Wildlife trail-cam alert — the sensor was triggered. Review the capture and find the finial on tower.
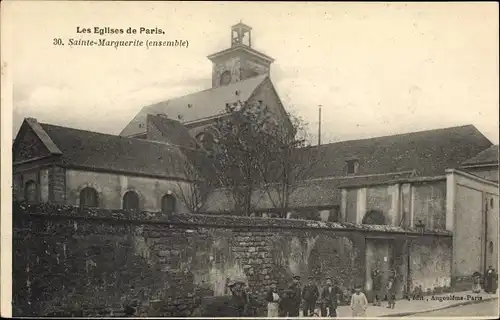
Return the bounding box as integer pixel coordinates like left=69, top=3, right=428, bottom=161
left=231, top=22, right=252, bottom=47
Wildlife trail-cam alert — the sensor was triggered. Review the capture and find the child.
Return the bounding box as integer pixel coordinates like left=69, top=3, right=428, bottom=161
left=350, top=286, right=368, bottom=317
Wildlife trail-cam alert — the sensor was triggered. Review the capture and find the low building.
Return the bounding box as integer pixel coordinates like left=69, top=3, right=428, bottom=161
left=12, top=117, right=204, bottom=215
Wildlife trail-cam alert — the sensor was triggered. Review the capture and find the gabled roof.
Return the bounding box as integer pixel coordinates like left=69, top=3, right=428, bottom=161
left=302, top=124, right=493, bottom=179
left=26, top=120, right=192, bottom=180
left=120, top=74, right=268, bottom=137
left=461, top=145, right=499, bottom=167
left=13, top=118, right=62, bottom=155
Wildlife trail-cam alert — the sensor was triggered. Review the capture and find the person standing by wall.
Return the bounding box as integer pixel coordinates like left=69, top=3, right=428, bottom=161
left=265, top=281, right=281, bottom=317
left=302, top=276, right=319, bottom=317
left=484, top=266, right=497, bottom=294
left=350, top=285, right=368, bottom=317
left=371, top=266, right=382, bottom=306
left=472, top=271, right=482, bottom=293
left=287, top=276, right=302, bottom=317
left=320, top=277, right=340, bottom=317
left=386, top=268, right=396, bottom=309
left=229, top=281, right=249, bottom=316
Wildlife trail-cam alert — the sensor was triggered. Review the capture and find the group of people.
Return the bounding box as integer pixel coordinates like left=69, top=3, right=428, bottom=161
left=371, top=266, right=397, bottom=309
left=264, top=275, right=369, bottom=317
left=473, top=265, right=498, bottom=294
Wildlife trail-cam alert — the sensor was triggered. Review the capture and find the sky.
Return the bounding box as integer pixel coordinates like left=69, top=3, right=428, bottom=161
left=6, top=1, right=500, bottom=144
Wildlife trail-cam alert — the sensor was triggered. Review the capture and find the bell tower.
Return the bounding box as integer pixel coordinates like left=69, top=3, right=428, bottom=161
left=231, top=23, right=252, bottom=47
left=208, top=22, right=274, bottom=88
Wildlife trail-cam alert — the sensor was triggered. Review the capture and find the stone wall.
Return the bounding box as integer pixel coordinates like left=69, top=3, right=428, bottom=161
left=13, top=202, right=368, bottom=317
left=13, top=202, right=452, bottom=317
left=409, top=237, right=452, bottom=293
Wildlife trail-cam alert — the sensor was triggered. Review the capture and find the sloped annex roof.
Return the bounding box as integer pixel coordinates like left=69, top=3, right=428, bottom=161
left=301, top=124, right=493, bottom=179
left=461, top=144, right=499, bottom=167
left=15, top=118, right=193, bottom=180
left=146, top=114, right=218, bottom=182
left=120, top=74, right=268, bottom=137
left=147, top=114, right=199, bottom=150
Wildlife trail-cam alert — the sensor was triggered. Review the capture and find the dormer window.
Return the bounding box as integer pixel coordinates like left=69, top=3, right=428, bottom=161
left=346, top=159, right=359, bottom=175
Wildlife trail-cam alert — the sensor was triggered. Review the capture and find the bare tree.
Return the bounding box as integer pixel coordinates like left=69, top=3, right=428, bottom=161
left=257, top=113, right=322, bottom=217
left=173, top=148, right=215, bottom=214
left=210, top=100, right=320, bottom=216
left=210, top=100, right=275, bottom=216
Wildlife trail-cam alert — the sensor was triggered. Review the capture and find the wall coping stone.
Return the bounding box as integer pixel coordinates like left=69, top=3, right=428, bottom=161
left=13, top=202, right=452, bottom=237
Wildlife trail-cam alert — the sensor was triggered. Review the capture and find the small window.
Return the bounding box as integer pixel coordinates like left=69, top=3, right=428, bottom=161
left=161, top=194, right=176, bottom=215
left=80, top=187, right=98, bottom=208
left=362, top=210, right=386, bottom=225
left=489, top=241, right=494, bottom=254
left=196, top=131, right=215, bottom=152
left=490, top=198, right=494, bottom=209
left=123, top=191, right=140, bottom=211
left=346, top=159, right=359, bottom=175
left=24, top=180, right=38, bottom=203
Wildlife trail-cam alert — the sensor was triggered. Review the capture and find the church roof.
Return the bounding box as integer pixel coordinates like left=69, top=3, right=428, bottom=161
left=35, top=121, right=191, bottom=180
left=302, top=124, right=493, bottom=179
left=120, top=74, right=268, bottom=137
left=461, top=144, right=499, bottom=167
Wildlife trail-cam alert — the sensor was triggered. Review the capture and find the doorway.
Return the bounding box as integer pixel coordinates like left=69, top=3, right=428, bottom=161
left=365, top=238, right=395, bottom=301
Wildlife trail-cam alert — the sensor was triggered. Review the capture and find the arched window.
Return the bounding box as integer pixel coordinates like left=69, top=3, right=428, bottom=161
left=362, top=210, right=386, bottom=225
left=161, top=194, right=176, bottom=215
left=123, top=191, right=139, bottom=211
left=24, top=180, right=38, bottom=203
left=80, top=187, right=98, bottom=208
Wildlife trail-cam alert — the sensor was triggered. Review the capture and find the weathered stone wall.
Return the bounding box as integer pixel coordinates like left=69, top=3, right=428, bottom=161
left=13, top=202, right=453, bottom=317
left=409, top=237, right=452, bottom=293
left=13, top=202, right=372, bottom=317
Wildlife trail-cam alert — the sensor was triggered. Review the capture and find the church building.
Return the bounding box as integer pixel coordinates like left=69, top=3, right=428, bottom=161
left=120, top=22, right=291, bottom=148
left=12, top=23, right=498, bottom=298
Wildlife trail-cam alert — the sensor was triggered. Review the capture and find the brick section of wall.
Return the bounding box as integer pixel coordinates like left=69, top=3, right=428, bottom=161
left=12, top=202, right=452, bottom=317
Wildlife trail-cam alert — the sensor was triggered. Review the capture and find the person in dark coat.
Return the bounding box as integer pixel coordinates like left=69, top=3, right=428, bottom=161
left=229, top=281, right=249, bottom=316
left=285, top=275, right=302, bottom=317
left=123, top=305, right=136, bottom=317
left=386, top=268, right=396, bottom=309
left=371, top=266, right=382, bottom=306
left=279, top=288, right=293, bottom=317
left=302, top=276, right=319, bottom=316
left=320, top=277, right=340, bottom=317
left=484, top=266, right=497, bottom=293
